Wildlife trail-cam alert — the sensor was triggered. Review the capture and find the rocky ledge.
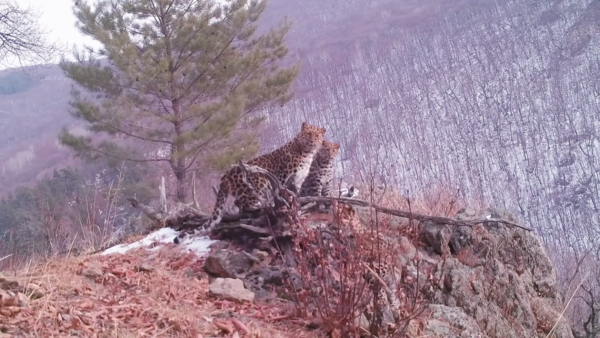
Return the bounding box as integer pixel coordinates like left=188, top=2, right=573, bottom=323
left=196, top=204, right=573, bottom=338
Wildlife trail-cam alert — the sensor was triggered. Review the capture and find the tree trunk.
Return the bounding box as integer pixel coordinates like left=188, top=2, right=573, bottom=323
left=171, top=97, right=187, bottom=203
left=174, top=167, right=187, bottom=203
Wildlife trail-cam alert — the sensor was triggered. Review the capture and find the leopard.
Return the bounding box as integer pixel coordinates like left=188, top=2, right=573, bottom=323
left=298, top=140, right=340, bottom=198
left=174, top=122, right=326, bottom=243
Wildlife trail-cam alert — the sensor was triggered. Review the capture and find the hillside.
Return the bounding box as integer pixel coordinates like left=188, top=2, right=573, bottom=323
left=0, top=236, right=313, bottom=337
left=0, top=66, right=80, bottom=195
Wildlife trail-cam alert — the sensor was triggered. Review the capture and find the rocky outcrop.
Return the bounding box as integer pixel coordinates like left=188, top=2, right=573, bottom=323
left=417, top=208, right=573, bottom=338
left=199, top=205, right=573, bottom=338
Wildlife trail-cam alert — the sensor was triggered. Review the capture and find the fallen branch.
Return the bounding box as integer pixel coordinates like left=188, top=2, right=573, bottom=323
left=297, top=196, right=532, bottom=232
left=129, top=192, right=531, bottom=235
left=127, top=198, right=206, bottom=222
left=126, top=198, right=165, bottom=223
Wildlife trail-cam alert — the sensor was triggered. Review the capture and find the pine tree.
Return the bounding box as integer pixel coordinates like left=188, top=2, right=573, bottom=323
left=59, top=0, right=299, bottom=202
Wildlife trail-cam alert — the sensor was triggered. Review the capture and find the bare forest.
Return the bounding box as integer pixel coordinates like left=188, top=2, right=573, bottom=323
left=274, top=0, right=600, bottom=253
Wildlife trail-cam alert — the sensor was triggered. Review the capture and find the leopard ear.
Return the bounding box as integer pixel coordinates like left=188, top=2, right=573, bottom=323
left=333, top=143, right=340, bottom=150
left=320, top=127, right=326, bottom=134
left=301, top=122, right=308, bottom=130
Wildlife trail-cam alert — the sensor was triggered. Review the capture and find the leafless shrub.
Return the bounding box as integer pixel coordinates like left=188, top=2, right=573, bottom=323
left=288, top=180, right=431, bottom=337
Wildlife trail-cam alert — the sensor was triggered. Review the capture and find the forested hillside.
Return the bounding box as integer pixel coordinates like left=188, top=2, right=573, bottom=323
left=264, top=0, right=600, bottom=293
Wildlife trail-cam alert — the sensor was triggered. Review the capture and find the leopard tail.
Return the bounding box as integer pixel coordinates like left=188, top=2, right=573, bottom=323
left=174, top=178, right=228, bottom=244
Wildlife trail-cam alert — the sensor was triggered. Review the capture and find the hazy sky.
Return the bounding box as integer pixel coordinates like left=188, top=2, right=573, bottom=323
left=2, top=0, right=99, bottom=70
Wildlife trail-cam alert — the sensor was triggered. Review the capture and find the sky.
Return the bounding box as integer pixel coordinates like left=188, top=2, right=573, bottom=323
left=3, top=0, right=231, bottom=70
left=1, top=0, right=100, bottom=70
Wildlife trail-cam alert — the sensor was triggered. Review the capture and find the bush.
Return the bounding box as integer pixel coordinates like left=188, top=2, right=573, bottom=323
left=288, top=201, right=430, bottom=337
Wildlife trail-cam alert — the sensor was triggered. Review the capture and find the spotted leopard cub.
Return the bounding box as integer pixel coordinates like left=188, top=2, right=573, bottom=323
left=175, top=122, right=326, bottom=243
left=299, top=140, right=340, bottom=198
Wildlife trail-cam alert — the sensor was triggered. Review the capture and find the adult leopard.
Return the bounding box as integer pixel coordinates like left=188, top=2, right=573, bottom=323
left=174, top=122, right=326, bottom=243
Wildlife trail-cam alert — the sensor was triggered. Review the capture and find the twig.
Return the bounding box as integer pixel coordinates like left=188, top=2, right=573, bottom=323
left=545, top=271, right=589, bottom=338
left=241, top=251, right=262, bottom=264
left=159, top=177, right=167, bottom=213
left=237, top=223, right=271, bottom=235
left=361, top=262, right=393, bottom=295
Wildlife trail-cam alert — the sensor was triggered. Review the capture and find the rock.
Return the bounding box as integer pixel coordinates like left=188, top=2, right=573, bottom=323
left=204, top=250, right=255, bottom=278
left=427, top=219, right=574, bottom=338
left=396, top=236, right=417, bottom=267
left=530, top=297, right=572, bottom=337
left=251, top=249, right=270, bottom=261
left=422, top=304, right=485, bottom=338
left=449, top=226, right=473, bottom=253
left=420, top=222, right=451, bottom=255
left=0, top=306, right=21, bottom=317
left=81, top=264, right=103, bottom=279
left=209, top=278, right=255, bottom=303
left=0, top=290, right=18, bottom=307
left=163, top=203, right=575, bottom=337
left=135, top=262, right=154, bottom=273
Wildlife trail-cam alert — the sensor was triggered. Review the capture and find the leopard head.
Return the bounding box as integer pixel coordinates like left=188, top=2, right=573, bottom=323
left=318, top=140, right=340, bottom=161
left=297, top=122, right=326, bottom=153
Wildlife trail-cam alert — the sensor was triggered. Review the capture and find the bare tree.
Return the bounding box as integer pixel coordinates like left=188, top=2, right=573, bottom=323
left=0, top=0, right=62, bottom=68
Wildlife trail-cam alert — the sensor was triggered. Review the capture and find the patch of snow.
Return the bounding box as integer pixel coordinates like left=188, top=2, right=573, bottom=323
left=100, top=227, right=216, bottom=257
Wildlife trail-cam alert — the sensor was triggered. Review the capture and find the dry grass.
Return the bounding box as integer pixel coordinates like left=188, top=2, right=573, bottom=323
left=0, top=245, right=320, bottom=338
left=352, top=182, right=487, bottom=218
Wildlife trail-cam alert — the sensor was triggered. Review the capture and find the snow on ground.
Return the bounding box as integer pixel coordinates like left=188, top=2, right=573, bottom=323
left=100, top=227, right=216, bottom=257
